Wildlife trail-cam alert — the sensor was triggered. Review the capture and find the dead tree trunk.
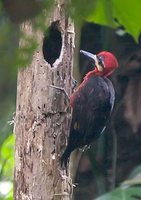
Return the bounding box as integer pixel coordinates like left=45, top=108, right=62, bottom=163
left=14, top=1, right=74, bottom=199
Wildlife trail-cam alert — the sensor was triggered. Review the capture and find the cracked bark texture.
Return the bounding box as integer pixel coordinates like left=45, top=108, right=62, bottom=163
left=14, top=1, right=74, bottom=200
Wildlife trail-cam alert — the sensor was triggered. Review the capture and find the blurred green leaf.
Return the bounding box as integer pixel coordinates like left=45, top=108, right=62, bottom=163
left=128, top=165, right=141, bottom=180
left=96, top=167, right=141, bottom=200
left=71, top=0, right=141, bottom=42
left=1, top=134, right=14, bottom=159
left=87, top=0, right=115, bottom=27
left=95, top=186, right=141, bottom=200
left=113, top=0, right=141, bottom=42
left=0, top=134, right=14, bottom=180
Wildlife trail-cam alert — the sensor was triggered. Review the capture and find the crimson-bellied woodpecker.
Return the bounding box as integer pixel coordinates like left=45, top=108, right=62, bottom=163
left=61, top=50, right=119, bottom=168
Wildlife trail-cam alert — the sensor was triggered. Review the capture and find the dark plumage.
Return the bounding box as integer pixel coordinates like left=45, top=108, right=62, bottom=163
left=61, top=50, right=118, bottom=168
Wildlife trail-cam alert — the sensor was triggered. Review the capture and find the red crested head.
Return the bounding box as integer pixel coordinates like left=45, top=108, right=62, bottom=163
left=80, top=50, right=119, bottom=77
left=93, top=51, right=118, bottom=76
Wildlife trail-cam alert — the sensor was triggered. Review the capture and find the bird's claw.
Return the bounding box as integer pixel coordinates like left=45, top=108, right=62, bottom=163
left=72, top=78, right=77, bottom=90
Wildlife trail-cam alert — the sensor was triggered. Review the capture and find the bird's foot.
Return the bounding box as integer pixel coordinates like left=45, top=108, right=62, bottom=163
left=72, top=78, right=77, bottom=90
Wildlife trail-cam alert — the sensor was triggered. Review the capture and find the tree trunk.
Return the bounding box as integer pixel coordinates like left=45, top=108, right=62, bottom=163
left=14, top=1, right=74, bottom=199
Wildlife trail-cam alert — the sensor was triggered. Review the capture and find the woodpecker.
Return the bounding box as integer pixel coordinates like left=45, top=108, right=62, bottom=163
left=61, top=50, right=119, bottom=168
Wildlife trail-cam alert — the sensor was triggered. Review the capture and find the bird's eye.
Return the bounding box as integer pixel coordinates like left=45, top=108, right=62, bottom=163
left=97, top=56, right=105, bottom=68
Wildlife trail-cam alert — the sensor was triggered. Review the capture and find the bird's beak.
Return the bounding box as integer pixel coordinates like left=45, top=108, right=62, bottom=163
left=80, top=50, right=96, bottom=66
left=80, top=50, right=104, bottom=72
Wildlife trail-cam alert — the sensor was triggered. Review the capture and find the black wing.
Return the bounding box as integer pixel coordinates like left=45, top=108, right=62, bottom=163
left=61, top=76, right=115, bottom=168
left=68, top=75, right=114, bottom=149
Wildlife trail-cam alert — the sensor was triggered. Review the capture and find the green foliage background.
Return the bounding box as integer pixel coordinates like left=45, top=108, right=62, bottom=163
left=0, top=135, right=14, bottom=200
left=1, top=0, right=141, bottom=199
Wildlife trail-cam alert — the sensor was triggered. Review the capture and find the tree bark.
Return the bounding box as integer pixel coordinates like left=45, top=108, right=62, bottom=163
left=14, top=1, right=74, bottom=200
